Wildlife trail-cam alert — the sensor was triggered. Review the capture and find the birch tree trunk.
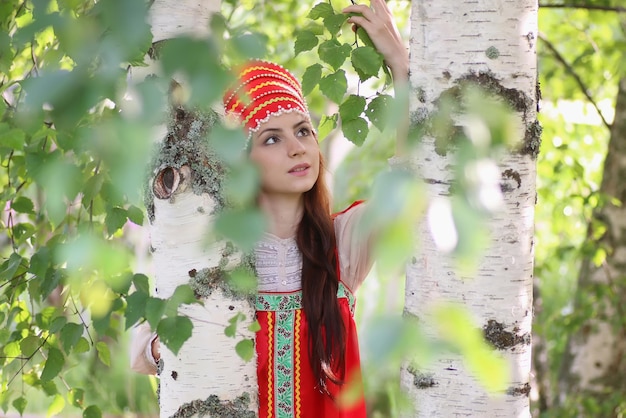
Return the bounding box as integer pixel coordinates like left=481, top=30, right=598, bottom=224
left=557, top=77, right=626, bottom=412
left=401, top=1, right=539, bottom=416
left=142, top=1, right=258, bottom=416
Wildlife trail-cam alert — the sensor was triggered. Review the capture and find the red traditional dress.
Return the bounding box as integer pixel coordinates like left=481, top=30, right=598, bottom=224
left=254, top=202, right=370, bottom=418
left=130, top=202, right=372, bottom=418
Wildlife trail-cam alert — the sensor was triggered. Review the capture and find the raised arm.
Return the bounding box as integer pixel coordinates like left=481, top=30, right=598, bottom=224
left=343, top=0, right=409, bottom=156
left=343, top=0, right=409, bottom=87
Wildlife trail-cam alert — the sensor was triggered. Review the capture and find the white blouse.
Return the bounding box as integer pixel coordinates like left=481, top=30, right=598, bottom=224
left=255, top=202, right=371, bottom=293
left=130, top=202, right=372, bottom=374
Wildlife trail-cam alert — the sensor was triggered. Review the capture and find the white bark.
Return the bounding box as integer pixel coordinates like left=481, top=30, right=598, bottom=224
left=144, top=1, right=258, bottom=416
left=151, top=186, right=257, bottom=417
left=149, top=0, right=220, bottom=42
left=402, top=1, right=538, bottom=416
left=557, top=78, right=626, bottom=406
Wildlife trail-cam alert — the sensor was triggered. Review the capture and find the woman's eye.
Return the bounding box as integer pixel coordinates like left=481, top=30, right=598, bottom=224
left=297, top=127, right=311, bottom=137
left=264, top=136, right=278, bottom=145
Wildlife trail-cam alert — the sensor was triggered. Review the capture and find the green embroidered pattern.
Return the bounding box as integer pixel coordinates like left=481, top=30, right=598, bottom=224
left=256, top=282, right=356, bottom=417
left=275, top=310, right=294, bottom=418
left=256, top=282, right=355, bottom=313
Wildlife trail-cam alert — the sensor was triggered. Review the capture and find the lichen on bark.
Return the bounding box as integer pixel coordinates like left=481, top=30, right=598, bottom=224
left=171, top=392, right=255, bottom=418
left=483, top=319, right=531, bottom=350
left=409, top=70, right=541, bottom=157
left=188, top=251, right=256, bottom=305
left=407, top=366, right=438, bottom=389
left=145, top=106, right=225, bottom=221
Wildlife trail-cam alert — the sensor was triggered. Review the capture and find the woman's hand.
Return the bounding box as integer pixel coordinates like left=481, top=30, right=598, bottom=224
left=151, top=336, right=161, bottom=362
left=343, top=0, right=408, bottom=85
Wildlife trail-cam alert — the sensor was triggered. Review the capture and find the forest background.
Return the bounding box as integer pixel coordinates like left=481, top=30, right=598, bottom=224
left=0, top=0, right=624, bottom=417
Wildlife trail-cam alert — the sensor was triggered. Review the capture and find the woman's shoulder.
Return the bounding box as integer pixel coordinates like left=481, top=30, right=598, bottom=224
left=332, top=200, right=366, bottom=220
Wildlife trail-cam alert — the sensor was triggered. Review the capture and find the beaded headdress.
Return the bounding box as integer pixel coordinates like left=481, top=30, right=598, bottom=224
left=223, top=60, right=311, bottom=137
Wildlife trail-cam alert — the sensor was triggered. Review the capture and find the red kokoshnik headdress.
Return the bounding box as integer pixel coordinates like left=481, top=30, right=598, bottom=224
left=223, top=60, right=311, bottom=137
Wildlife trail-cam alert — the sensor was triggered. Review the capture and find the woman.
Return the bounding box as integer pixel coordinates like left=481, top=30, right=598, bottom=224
left=132, top=1, right=408, bottom=416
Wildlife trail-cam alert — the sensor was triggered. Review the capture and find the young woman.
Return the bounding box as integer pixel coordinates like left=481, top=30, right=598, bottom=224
left=132, top=1, right=408, bottom=416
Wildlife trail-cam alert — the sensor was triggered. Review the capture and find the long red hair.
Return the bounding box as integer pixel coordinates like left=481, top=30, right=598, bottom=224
left=296, top=152, right=346, bottom=393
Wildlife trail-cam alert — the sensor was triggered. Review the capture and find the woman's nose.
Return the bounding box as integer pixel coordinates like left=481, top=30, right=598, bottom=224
left=287, top=135, right=306, bottom=156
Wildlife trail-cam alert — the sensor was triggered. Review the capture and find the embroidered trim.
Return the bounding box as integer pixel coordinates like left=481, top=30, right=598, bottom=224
left=256, top=282, right=356, bottom=314
left=275, top=311, right=295, bottom=418
left=244, top=98, right=304, bottom=128
left=294, top=309, right=302, bottom=418
left=267, top=313, right=274, bottom=418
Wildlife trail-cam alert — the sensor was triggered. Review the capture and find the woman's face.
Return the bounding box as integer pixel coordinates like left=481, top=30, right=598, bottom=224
left=249, top=111, right=320, bottom=199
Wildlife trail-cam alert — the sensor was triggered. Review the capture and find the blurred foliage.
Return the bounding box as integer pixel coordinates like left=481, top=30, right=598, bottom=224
left=1, top=0, right=624, bottom=416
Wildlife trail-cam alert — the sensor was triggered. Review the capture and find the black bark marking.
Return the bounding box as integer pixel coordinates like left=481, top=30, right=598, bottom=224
left=409, top=70, right=540, bottom=158
left=522, top=120, right=542, bottom=159
left=507, top=382, right=531, bottom=397
left=171, top=370, right=178, bottom=380
left=501, top=168, right=522, bottom=193
left=171, top=393, right=255, bottom=418
left=483, top=320, right=531, bottom=350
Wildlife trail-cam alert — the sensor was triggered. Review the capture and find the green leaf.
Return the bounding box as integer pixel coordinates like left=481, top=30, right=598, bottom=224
left=226, top=267, right=257, bottom=295
left=339, top=95, right=367, bottom=121
left=60, top=322, right=84, bottom=353
left=105, top=207, right=128, bottom=235
left=132, top=273, right=150, bottom=294
left=165, top=284, right=198, bottom=316
left=0, top=252, right=24, bottom=281
left=68, top=388, right=85, bottom=408
left=318, top=39, right=351, bottom=70
left=319, top=70, right=347, bottom=104
left=224, top=163, right=259, bottom=207
left=438, top=305, right=509, bottom=393
left=124, top=291, right=148, bottom=330
left=49, top=316, right=67, bottom=333
left=0, top=127, right=26, bottom=150
left=83, top=405, right=102, bottom=418
left=229, top=32, right=268, bottom=59
left=342, top=117, right=369, bottom=146
left=41, top=379, right=58, bottom=396
left=20, top=335, right=41, bottom=357
left=29, top=247, right=51, bottom=279
left=12, top=396, right=27, bottom=415
left=160, top=37, right=228, bottom=108
left=317, top=113, right=338, bottom=141
left=127, top=205, right=144, bottom=225
left=96, top=341, right=111, bottom=366
left=225, top=312, right=246, bottom=338
left=47, top=394, right=65, bottom=417
left=215, top=207, right=266, bottom=252
left=248, top=320, right=261, bottom=333
left=356, top=26, right=375, bottom=48
left=351, top=46, right=383, bottom=81
left=4, top=341, right=21, bottom=359
left=302, top=63, right=323, bottom=96
left=41, top=347, right=64, bottom=381
left=157, top=316, right=193, bottom=355
left=294, top=30, right=318, bottom=55
left=145, top=297, right=166, bottom=329
left=323, top=13, right=348, bottom=36
left=74, top=337, right=90, bottom=354
left=308, top=3, right=334, bottom=20
left=11, top=197, right=35, bottom=214
left=366, top=94, right=392, bottom=131
left=235, top=338, right=255, bottom=362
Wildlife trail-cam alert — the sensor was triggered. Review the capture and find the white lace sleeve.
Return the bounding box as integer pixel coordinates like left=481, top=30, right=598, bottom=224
left=334, top=202, right=373, bottom=293
left=130, top=322, right=158, bottom=375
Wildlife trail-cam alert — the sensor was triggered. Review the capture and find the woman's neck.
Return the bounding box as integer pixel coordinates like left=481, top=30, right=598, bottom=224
left=257, top=193, right=304, bottom=239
